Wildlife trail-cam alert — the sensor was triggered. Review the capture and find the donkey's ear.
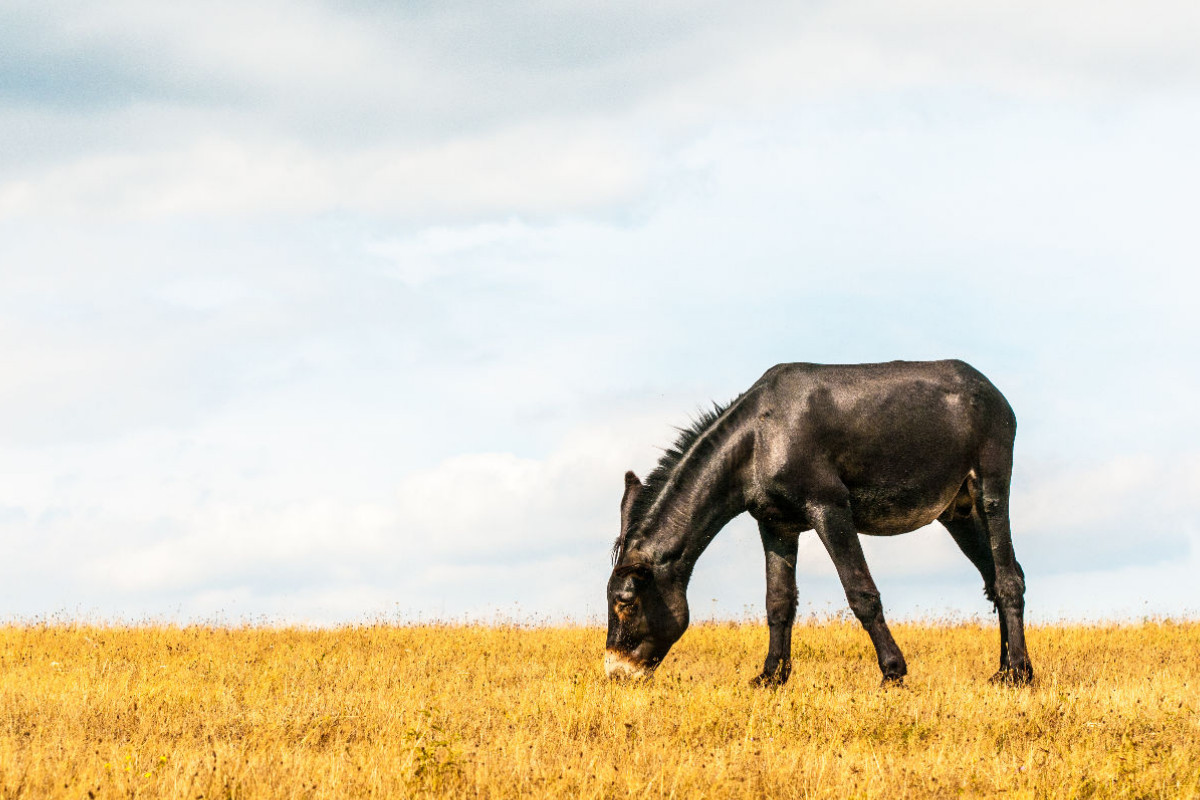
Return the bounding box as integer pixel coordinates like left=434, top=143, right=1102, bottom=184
left=620, top=471, right=643, bottom=529
left=613, top=471, right=645, bottom=565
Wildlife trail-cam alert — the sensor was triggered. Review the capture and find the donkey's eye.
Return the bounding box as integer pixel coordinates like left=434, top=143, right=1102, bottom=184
left=614, top=598, right=639, bottom=618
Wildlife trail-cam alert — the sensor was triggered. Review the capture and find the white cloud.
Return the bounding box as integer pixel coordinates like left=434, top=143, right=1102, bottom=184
left=0, top=126, right=647, bottom=221
left=0, top=403, right=673, bottom=622
left=1032, top=526, right=1200, bottom=620
left=698, top=0, right=1200, bottom=107
left=6, top=0, right=1200, bottom=223
left=364, top=219, right=538, bottom=287
left=1018, top=455, right=1159, bottom=533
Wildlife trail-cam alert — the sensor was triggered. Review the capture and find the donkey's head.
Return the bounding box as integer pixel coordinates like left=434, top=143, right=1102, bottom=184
left=605, top=471, right=690, bottom=680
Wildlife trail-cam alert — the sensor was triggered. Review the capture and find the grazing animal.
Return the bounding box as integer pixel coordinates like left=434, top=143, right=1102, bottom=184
left=605, top=360, right=1032, bottom=686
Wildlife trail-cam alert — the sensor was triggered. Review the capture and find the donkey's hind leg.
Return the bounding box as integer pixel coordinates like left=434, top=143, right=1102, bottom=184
left=977, top=439, right=1033, bottom=685
left=939, top=510, right=1009, bottom=672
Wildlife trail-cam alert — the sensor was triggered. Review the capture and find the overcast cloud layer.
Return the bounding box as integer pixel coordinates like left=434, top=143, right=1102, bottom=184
left=1, top=1, right=1198, bottom=625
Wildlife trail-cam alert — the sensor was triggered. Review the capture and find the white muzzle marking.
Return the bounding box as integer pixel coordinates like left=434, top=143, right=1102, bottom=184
left=605, top=650, right=651, bottom=680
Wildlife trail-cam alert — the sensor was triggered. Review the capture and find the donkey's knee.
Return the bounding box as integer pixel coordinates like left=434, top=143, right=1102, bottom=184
left=766, top=589, right=798, bottom=626
left=981, top=496, right=1007, bottom=516
left=994, top=572, right=1026, bottom=611
left=846, top=589, right=883, bottom=625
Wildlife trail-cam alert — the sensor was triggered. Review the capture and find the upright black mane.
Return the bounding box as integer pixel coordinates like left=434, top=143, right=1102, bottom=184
left=611, top=398, right=737, bottom=564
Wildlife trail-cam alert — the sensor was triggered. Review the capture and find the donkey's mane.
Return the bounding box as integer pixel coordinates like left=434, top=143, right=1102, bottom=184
left=611, top=397, right=740, bottom=564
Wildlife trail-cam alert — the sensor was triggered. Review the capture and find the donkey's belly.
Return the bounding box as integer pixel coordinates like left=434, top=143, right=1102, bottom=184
left=849, top=484, right=959, bottom=536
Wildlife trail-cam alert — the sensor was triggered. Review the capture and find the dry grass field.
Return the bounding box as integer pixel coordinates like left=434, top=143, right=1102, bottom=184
left=0, top=619, right=1197, bottom=799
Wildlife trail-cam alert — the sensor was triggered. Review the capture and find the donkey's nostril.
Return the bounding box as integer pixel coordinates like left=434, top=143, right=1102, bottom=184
left=604, top=650, right=650, bottom=680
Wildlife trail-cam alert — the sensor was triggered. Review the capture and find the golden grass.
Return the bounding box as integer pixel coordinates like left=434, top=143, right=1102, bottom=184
left=1, top=620, right=1198, bottom=798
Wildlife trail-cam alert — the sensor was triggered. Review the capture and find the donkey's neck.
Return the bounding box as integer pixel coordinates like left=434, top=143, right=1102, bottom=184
left=627, top=401, right=757, bottom=581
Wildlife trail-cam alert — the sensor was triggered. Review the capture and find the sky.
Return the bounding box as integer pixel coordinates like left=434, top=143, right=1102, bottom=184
left=1, top=0, right=1198, bottom=626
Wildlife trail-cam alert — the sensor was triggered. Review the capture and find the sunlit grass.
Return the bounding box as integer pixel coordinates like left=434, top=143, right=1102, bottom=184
left=1, top=620, right=1197, bottom=797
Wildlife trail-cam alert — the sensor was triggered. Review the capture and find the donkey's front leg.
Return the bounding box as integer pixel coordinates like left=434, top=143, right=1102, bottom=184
left=752, top=521, right=799, bottom=687
left=810, top=500, right=907, bottom=686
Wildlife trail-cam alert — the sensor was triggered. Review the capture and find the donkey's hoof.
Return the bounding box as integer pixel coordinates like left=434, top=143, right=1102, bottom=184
left=880, top=674, right=907, bottom=689
left=989, top=665, right=1034, bottom=686
left=750, top=671, right=789, bottom=688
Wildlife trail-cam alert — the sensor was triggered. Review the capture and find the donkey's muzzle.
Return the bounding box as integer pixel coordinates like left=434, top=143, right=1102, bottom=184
left=604, top=649, right=655, bottom=680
